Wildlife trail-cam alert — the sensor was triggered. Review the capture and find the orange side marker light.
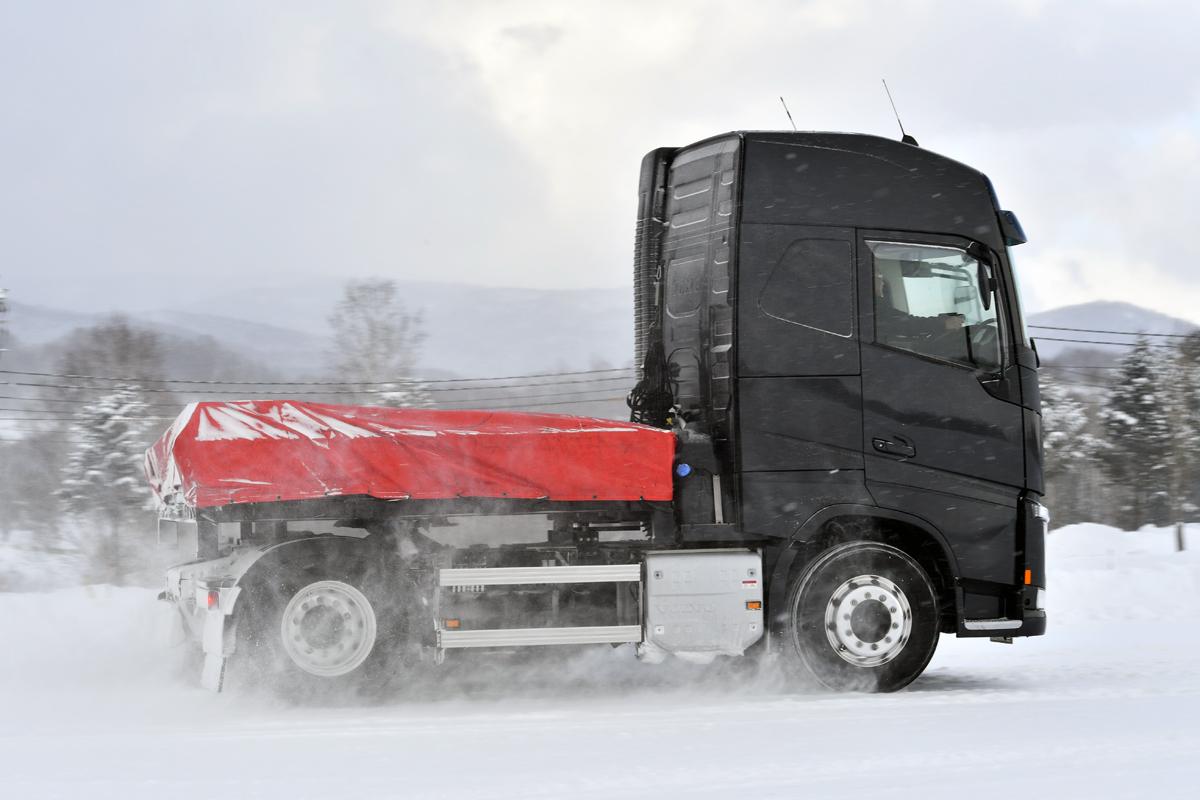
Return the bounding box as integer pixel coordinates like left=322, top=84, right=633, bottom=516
left=746, top=601, right=762, bottom=611
left=1024, top=569, right=1033, bottom=585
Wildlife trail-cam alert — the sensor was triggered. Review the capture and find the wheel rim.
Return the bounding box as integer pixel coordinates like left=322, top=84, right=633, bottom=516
left=823, top=573, right=912, bottom=668
left=280, top=580, right=377, bottom=677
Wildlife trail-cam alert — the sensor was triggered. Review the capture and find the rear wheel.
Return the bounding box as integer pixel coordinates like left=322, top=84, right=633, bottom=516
left=235, top=570, right=407, bottom=697
left=781, top=542, right=940, bottom=692
left=278, top=580, right=378, bottom=678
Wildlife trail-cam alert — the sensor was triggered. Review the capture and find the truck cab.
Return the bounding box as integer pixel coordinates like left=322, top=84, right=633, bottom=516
left=630, top=131, right=1046, bottom=643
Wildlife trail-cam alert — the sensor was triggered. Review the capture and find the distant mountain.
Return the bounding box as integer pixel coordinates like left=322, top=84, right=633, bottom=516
left=158, top=278, right=634, bottom=378
left=4, top=280, right=636, bottom=381
left=1026, top=301, right=1198, bottom=366
left=4, top=301, right=326, bottom=378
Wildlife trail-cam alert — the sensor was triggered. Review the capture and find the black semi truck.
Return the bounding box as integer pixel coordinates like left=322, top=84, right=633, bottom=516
left=151, top=130, right=1046, bottom=694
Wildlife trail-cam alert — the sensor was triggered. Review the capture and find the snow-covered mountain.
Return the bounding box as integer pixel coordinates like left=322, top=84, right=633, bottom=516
left=1026, top=301, right=1198, bottom=365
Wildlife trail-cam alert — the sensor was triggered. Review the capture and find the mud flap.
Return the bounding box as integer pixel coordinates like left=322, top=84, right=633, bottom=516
left=200, top=652, right=226, bottom=692
left=199, top=594, right=241, bottom=692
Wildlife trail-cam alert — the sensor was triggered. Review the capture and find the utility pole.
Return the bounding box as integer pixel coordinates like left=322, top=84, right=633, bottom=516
left=1170, top=342, right=1192, bottom=552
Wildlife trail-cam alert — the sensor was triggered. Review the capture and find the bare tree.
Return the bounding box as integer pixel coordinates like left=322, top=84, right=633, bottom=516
left=328, top=279, right=431, bottom=407
left=57, top=315, right=165, bottom=394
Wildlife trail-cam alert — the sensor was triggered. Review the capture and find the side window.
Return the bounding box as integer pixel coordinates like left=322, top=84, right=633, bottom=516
left=867, top=240, right=1003, bottom=371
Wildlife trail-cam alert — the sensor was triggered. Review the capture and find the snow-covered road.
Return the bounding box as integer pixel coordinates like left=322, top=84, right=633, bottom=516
left=2, top=524, right=1197, bottom=800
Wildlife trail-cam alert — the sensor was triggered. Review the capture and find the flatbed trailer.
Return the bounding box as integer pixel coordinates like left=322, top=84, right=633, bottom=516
left=151, top=130, right=1047, bottom=694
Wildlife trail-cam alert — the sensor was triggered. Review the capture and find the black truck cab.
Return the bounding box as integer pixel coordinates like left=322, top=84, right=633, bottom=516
left=631, top=131, right=1046, bottom=642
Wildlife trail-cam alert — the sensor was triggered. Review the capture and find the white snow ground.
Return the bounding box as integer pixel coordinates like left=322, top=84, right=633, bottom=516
left=1, top=524, right=1198, bottom=800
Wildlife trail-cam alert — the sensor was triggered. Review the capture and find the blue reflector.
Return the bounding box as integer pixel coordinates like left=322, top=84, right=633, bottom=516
left=675, top=463, right=692, bottom=477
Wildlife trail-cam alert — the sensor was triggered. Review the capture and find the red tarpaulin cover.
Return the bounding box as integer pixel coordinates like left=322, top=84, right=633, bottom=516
left=144, top=401, right=676, bottom=511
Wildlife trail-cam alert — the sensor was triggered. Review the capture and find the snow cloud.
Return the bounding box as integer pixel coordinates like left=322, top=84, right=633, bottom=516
left=3, top=0, right=1199, bottom=318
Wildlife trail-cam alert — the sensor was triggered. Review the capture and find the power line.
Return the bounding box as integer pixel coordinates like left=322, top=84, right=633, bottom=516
left=1033, top=336, right=1179, bottom=349
left=0, top=394, right=190, bottom=408
left=1030, top=324, right=1196, bottom=339
left=0, top=377, right=631, bottom=406
left=0, top=385, right=626, bottom=419
left=0, top=366, right=633, bottom=387
left=0, top=374, right=634, bottom=398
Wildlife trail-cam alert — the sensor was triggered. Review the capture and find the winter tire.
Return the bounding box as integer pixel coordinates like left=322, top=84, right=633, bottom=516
left=782, top=541, right=939, bottom=692
left=279, top=580, right=378, bottom=678
left=235, top=567, right=407, bottom=697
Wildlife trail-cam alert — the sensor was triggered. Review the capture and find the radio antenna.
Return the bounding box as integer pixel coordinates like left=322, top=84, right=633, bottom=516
left=779, top=96, right=797, bottom=132
left=881, top=79, right=918, bottom=146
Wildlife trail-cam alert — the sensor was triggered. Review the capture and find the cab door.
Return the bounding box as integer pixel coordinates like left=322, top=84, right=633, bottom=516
left=857, top=232, right=1025, bottom=586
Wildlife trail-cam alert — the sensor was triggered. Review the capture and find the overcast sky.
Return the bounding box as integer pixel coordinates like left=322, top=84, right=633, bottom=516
left=3, top=0, right=1199, bottom=320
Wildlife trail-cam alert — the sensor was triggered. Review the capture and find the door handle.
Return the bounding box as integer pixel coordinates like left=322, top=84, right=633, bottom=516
left=872, top=436, right=916, bottom=459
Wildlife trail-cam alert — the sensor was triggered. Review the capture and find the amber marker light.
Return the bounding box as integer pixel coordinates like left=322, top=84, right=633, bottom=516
left=444, top=619, right=462, bottom=629
left=746, top=601, right=762, bottom=611
left=1024, top=569, right=1033, bottom=585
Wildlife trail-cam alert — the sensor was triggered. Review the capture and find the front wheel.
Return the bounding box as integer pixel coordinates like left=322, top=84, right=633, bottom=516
left=781, top=542, right=940, bottom=692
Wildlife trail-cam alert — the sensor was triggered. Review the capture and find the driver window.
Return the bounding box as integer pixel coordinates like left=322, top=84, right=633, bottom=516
left=867, top=240, right=1002, bottom=371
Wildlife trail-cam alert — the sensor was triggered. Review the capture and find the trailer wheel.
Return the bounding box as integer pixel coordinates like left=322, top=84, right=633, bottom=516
left=236, top=569, right=405, bottom=696
left=782, top=542, right=939, bottom=692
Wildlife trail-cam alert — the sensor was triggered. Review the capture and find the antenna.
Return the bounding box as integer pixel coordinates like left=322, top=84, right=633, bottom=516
left=779, top=96, right=797, bottom=132
left=881, top=79, right=918, bottom=146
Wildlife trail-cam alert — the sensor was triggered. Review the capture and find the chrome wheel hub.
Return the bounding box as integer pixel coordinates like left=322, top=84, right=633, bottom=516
left=280, top=581, right=377, bottom=677
left=824, top=573, right=912, bottom=668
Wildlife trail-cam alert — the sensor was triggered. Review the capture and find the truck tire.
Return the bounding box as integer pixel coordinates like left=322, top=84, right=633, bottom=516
left=235, top=567, right=406, bottom=697
left=781, top=541, right=939, bottom=692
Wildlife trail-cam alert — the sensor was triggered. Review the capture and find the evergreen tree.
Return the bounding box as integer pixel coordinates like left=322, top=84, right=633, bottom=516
left=1170, top=332, right=1200, bottom=522
left=1099, top=338, right=1174, bottom=529
left=59, top=385, right=154, bottom=584
left=1040, top=375, right=1103, bottom=523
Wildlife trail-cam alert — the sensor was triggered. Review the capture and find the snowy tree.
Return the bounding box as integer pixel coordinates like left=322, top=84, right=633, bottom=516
left=1099, top=338, right=1174, bottom=529
left=1040, top=376, right=1103, bottom=524
left=1168, top=332, right=1200, bottom=524
left=58, top=386, right=154, bottom=584
left=328, top=279, right=432, bottom=408
left=0, top=432, right=68, bottom=545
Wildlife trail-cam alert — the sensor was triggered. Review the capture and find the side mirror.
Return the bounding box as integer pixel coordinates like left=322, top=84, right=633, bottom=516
left=976, top=260, right=994, bottom=311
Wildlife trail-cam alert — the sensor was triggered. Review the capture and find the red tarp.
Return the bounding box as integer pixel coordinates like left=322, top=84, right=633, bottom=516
left=144, top=401, right=676, bottom=511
